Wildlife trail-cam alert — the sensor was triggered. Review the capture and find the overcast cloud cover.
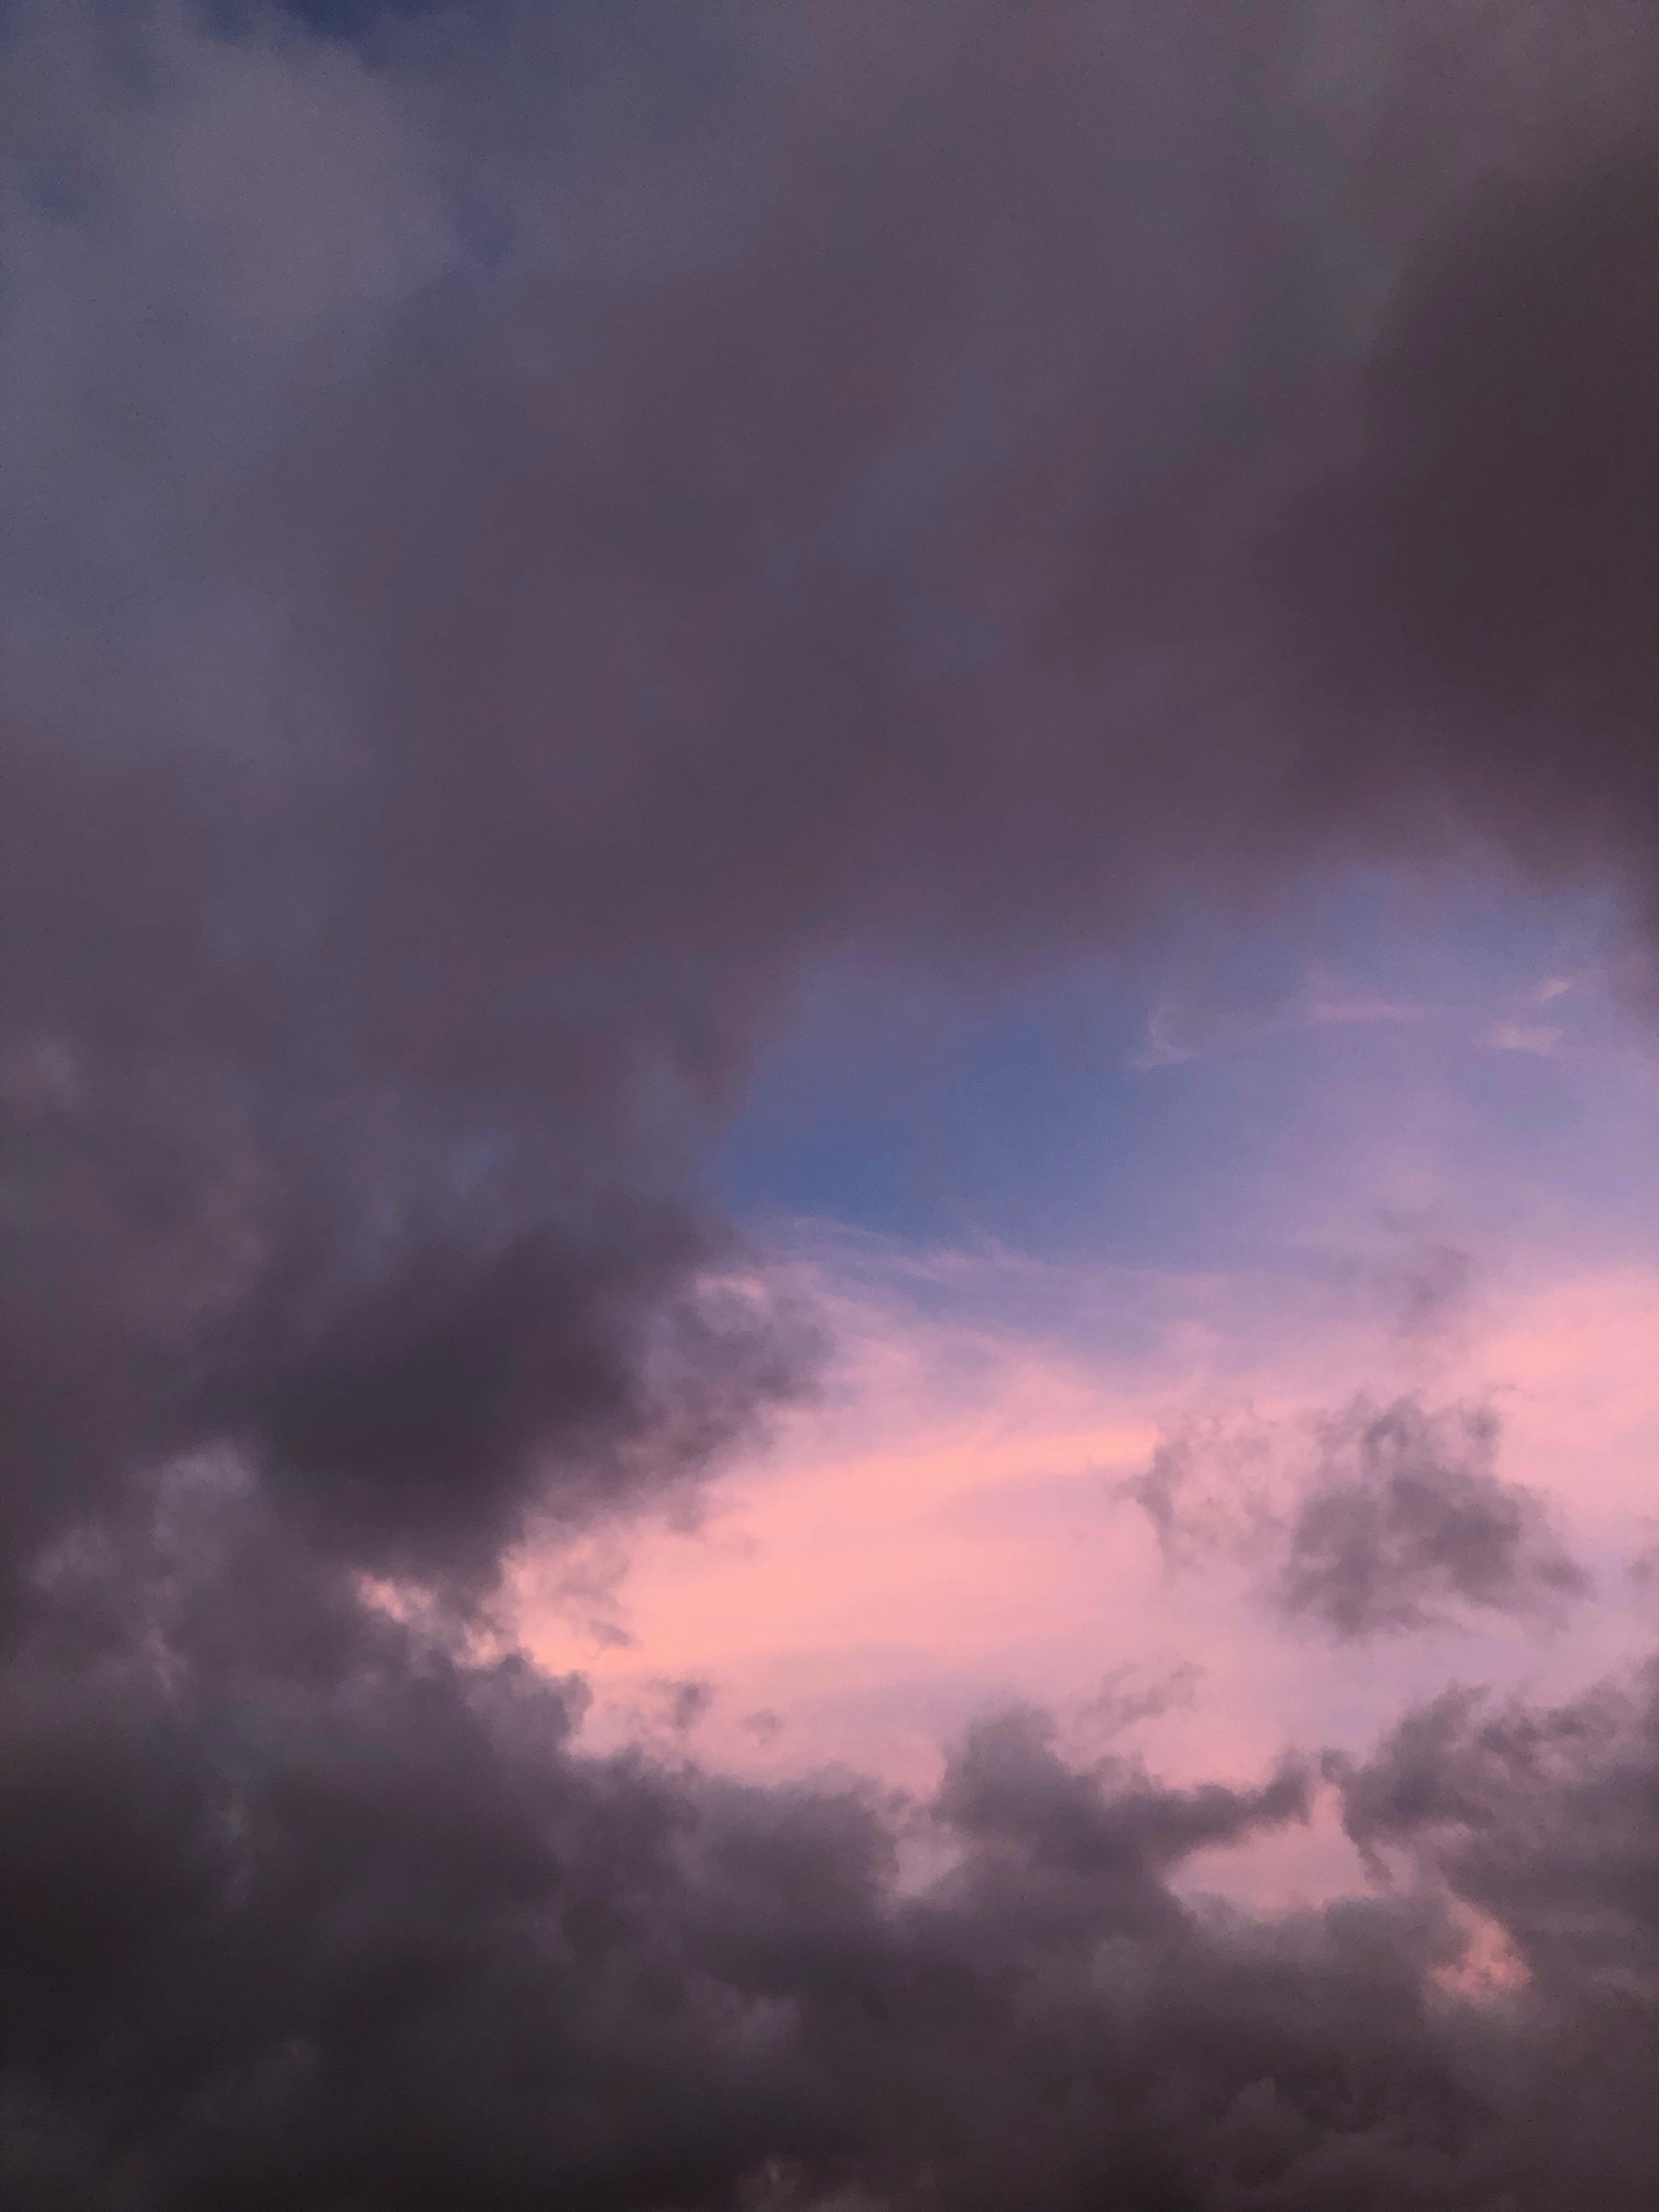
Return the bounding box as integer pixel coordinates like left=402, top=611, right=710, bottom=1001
left=3, top=1, right=1659, bottom=2204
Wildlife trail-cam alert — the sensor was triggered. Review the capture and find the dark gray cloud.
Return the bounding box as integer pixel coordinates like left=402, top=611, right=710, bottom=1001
left=5, top=0, right=1656, bottom=1595
left=7, top=1496, right=1659, bottom=2210
left=1279, top=1398, right=1590, bottom=1639
left=1130, top=1395, right=1590, bottom=1640
left=3, top=1, right=1659, bottom=2202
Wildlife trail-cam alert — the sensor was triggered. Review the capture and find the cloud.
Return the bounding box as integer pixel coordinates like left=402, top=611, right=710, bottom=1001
left=5, top=1477, right=1659, bottom=2208
left=1129, top=1395, right=1590, bottom=1640
left=1277, top=1398, right=1590, bottom=1638
left=6, top=0, right=1658, bottom=1599
left=1334, top=1666, right=1659, bottom=2008
left=1387, top=1240, right=1477, bottom=1342
left=1487, top=1020, right=1564, bottom=1055
left=3, top=1, right=1659, bottom=2201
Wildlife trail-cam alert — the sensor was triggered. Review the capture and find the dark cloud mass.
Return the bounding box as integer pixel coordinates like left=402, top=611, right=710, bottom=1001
left=1129, top=1395, right=1590, bottom=1640
left=3, top=0, right=1659, bottom=2201
left=1280, top=1399, right=1590, bottom=1639
left=8, top=1503, right=1659, bottom=2211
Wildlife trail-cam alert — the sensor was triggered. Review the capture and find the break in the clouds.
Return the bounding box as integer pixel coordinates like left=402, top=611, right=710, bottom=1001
left=3, top=1, right=1659, bottom=2204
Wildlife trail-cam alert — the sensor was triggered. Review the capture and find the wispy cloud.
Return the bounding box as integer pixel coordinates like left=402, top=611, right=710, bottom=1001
left=1130, top=969, right=1441, bottom=1070
left=1488, top=1019, right=1565, bottom=1054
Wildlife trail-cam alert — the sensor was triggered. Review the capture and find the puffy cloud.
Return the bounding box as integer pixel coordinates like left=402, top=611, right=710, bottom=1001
left=5, top=1479, right=1659, bottom=2208
left=1279, top=1399, right=1590, bottom=1639
left=1130, top=1394, right=1590, bottom=1639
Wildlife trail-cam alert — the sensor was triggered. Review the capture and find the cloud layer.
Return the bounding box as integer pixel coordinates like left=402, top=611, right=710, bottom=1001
left=3, top=2, right=1659, bottom=2203
left=1278, top=1399, right=1589, bottom=1639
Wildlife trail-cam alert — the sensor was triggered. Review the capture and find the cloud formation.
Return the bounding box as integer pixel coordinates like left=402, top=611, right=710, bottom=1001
left=7, top=1483, right=1659, bottom=2209
left=1131, top=1394, right=1590, bottom=1640
left=2, top=1, right=1658, bottom=2202
left=7, top=0, right=1658, bottom=1582
left=1278, top=1399, right=1590, bottom=1638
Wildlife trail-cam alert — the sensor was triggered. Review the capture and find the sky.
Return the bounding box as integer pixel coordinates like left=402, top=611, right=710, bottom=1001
left=3, top=3, right=1659, bottom=2208
left=533, top=885, right=1659, bottom=1864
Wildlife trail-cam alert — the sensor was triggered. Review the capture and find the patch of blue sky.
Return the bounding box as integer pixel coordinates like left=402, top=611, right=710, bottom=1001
left=713, top=870, right=1659, bottom=1276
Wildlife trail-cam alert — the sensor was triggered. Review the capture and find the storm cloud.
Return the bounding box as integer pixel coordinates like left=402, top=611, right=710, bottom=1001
left=3, top=0, right=1658, bottom=2203
left=5, top=1488, right=1659, bottom=2210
